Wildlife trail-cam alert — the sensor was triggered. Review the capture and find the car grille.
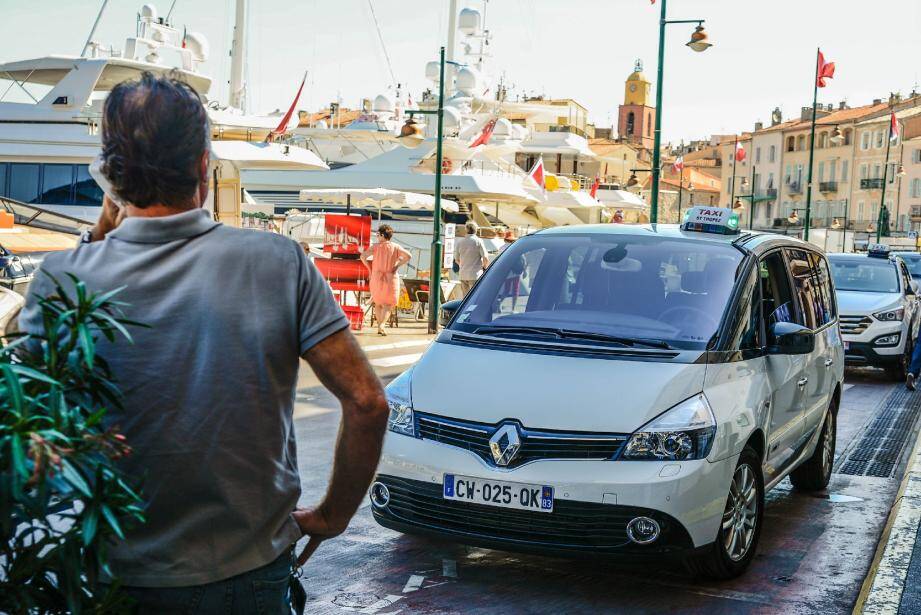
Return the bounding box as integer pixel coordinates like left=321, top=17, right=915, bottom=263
left=416, top=413, right=628, bottom=468
left=840, top=314, right=873, bottom=335
left=373, top=475, right=691, bottom=552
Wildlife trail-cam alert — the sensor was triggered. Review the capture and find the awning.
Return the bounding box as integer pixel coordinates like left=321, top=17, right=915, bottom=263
left=210, top=141, right=328, bottom=170
left=298, top=188, right=458, bottom=212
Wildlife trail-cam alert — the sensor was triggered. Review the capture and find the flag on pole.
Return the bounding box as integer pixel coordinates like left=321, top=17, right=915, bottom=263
left=527, top=157, right=545, bottom=190
left=589, top=176, right=600, bottom=198
left=267, top=71, right=307, bottom=142
left=469, top=118, right=498, bottom=148
left=672, top=156, right=684, bottom=173
left=816, top=51, right=836, bottom=88
left=735, top=141, right=746, bottom=162
left=890, top=112, right=901, bottom=143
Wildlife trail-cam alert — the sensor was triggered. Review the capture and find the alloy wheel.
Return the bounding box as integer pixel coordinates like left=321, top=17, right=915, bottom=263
left=721, top=463, right=758, bottom=562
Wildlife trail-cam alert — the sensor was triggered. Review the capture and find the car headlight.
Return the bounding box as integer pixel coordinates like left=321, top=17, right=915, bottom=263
left=621, top=394, right=717, bottom=461
left=385, top=368, right=416, bottom=437
left=873, top=307, right=905, bottom=322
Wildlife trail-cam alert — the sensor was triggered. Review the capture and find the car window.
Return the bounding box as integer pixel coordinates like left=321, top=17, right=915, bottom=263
left=899, top=261, right=913, bottom=293
left=454, top=233, right=743, bottom=350
left=785, top=249, right=821, bottom=329
left=895, top=254, right=921, bottom=279
left=808, top=252, right=837, bottom=324
left=725, top=265, right=761, bottom=351
left=829, top=257, right=900, bottom=293
left=759, top=251, right=802, bottom=328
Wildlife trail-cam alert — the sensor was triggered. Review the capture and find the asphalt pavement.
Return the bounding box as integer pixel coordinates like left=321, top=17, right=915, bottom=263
left=292, top=346, right=919, bottom=614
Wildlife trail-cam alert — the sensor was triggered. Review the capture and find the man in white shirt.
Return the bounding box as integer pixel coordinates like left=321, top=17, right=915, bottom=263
left=454, top=221, right=489, bottom=294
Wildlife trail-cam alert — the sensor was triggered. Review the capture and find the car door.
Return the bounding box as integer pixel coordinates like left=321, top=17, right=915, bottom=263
left=788, top=249, right=836, bottom=437
left=898, top=260, right=920, bottom=339
left=759, top=250, right=807, bottom=477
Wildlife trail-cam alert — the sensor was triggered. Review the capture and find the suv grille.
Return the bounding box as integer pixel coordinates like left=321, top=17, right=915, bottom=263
left=373, top=475, right=691, bottom=552
left=416, top=413, right=628, bottom=468
left=840, top=314, right=873, bottom=335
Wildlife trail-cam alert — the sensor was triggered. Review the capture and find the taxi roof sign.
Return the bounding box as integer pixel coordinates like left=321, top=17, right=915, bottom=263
left=867, top=243, right=891, bottom=258
left=681, top=206, right=740, bottom=235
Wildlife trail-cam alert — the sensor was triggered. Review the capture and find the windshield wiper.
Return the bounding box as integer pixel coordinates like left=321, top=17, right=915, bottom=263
left=553, top=329, right=674, bottom=349
left=471, top=325, right=673, bottom=350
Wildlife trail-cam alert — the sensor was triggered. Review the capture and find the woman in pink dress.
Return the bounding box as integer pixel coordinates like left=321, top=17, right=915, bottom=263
left=361, top=225, right=412, bottom=335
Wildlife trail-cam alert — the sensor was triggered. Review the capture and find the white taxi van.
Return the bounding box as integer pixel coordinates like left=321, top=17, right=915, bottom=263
left=371, top=208, right=844, bottom=579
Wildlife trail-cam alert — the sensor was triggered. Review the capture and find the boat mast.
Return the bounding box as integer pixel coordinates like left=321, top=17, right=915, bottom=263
left=228, top=0, right=247, bottom=111
left=80, top=0, right=110, bottom=57
left=446, top=0, right=458, bottom=63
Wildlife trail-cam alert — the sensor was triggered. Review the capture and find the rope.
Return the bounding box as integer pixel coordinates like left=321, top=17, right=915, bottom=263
left=366, top=0, right=397, bottom=87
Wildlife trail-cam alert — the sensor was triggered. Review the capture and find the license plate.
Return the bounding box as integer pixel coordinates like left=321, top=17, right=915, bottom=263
left=844, top=341, right=850, bottom=350
left=443, top=474, right=554, bottom=513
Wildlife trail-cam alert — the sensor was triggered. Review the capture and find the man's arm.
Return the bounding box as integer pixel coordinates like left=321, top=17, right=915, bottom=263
left=479, top=239, right=489, bottom=270
left=293, top=328, right=388, bottom=565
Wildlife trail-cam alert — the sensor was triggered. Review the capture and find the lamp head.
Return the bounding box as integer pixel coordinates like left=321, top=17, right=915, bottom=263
left=686, top=25, right=712, bottom=52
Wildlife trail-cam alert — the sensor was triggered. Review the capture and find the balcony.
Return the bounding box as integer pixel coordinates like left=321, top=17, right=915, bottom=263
left=819, top=181, right=838, bottom=193
left=861, top=178, right=885, bottom=190
left=787, top=182, right=803, bottom=194
left=765, top=187, right=778, bottom=199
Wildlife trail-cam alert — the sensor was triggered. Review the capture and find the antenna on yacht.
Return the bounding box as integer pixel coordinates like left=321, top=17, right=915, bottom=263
left=446, top=0, right=458, bottom=63
left=166, top=0, right=179, bottom=23
left=80, top=0, right=110, bottom=57
left=228, top=0, right=247, bottom=112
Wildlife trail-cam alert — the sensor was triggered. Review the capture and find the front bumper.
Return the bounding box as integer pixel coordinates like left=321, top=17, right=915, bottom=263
left=372, top=432, right=737, bottom=553
left=844, top=338, right=904, bottom=367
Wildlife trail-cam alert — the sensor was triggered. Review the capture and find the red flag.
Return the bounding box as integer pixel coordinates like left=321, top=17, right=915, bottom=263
left=589, top=176, right=600, bottom=198
left=527, top=157, right=545, bottom=189
left=469, top=118, right=498, bottom=148
left=890, top=112, right=901, bottom=142
left=672, top=156, right=684, bottom=173
left=735, top=141, right=746, bottom=162
left=816, top=51, right=836, bottom=88
left=267, top=71, right=307, bottom=142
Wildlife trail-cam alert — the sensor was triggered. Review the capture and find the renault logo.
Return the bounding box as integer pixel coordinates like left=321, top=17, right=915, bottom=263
left=489, top=424, right=521, bottom=466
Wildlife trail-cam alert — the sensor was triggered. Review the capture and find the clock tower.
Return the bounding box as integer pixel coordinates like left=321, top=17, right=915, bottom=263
left=618, top=59, right=656, bottom=149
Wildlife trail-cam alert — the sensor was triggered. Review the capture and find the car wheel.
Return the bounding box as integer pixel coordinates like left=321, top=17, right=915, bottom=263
left=886, top=336, right=912, bottom=381
left=790, top=403, right=837, bottom=491
left=685, top=446, right=764, bottom=580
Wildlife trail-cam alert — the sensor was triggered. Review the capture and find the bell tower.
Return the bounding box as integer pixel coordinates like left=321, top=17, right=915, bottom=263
left=618, top=59, right=656, bottom=149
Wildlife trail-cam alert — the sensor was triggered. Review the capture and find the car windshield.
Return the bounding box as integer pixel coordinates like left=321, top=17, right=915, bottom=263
left=829, top=257, right=899, bottom=293
left=896, top=253, right=921, bottom=279
left=451, top=232, right=743, bottom=350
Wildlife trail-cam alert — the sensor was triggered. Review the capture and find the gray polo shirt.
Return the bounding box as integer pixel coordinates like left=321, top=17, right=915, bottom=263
left=18, top=209, right=348, bottom=587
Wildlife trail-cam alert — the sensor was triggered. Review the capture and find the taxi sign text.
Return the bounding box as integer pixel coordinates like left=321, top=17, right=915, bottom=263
left=682, top=206, right=740, bottom=235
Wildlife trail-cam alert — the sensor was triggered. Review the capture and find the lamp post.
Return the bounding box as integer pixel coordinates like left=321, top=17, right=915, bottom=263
left=649, top=0, right=711, bottom=224
left=876, top=127, right=894, bottom=243
left=407, top=47, right=446, bottom=333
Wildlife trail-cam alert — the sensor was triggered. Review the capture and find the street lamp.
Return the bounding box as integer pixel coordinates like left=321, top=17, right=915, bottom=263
left=649, top=1, right=711, bottom=224
left=898, top=165, right=907, bottom=178
left=788, top=210, right=799, bottom=224
left=626, top=172, right=639, bottom=188
left=830, top=126, right=845, bottom=145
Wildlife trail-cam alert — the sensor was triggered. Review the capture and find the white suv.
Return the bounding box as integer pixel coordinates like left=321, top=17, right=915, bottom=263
left=371, top=209, right=844, bottom=580
left=828, top=247, right=919, bottom=379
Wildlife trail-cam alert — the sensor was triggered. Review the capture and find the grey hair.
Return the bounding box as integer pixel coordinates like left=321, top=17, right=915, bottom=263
left=465, top=221, right=478, bottom=235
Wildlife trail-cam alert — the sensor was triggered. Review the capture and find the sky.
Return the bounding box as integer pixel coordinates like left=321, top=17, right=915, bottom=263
left=1, top=0, right=920, bottom=143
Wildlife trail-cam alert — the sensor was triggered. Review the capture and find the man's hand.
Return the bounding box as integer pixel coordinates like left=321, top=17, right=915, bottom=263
left=90, top=195, right=126, bottom=241
left=295, top=329, right=388, bottom=566
left=292, top=506, right=346, bottom=566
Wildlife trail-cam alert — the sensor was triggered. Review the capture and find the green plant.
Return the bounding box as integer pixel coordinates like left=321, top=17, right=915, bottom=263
left=1, top=274, right=144, bottom=614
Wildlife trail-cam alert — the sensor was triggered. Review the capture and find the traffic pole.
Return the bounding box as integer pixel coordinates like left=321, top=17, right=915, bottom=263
left=804, top=47, right=820, bottom=242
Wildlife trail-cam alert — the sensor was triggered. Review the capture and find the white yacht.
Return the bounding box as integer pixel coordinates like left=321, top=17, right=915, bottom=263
left=0, top=3, right=327, bottom=224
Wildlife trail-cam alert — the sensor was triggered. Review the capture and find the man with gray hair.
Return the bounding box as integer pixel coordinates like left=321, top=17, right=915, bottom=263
left=454, top=221, right=489, bottom=294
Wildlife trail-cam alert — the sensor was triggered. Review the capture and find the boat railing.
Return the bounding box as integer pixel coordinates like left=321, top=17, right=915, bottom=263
left=455, top=159, right=527, bottom=180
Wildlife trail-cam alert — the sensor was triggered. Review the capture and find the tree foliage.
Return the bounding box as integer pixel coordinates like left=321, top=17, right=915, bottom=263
left=1, top=274, right=144, bottom=614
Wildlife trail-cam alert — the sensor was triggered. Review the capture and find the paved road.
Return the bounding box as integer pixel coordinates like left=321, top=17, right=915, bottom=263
left=291, top=361, right=917, bottom=614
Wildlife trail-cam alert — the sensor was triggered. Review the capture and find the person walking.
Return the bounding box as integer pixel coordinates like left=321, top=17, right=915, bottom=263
left=906, top=336, right=921, bottom=390
left=361, top=224, right=411, bottom=336
left=454, top=221, right=488, bottom=295
left=18, top=73, right=389, bottom=614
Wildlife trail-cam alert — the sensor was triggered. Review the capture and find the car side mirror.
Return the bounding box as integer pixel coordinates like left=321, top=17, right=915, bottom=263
left=440, top=299, right=463, bottom=327
left=766, top=321, right=815, bottom=355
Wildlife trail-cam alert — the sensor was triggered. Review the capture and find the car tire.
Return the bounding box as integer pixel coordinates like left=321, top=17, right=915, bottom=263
left=684, top=446, right=764, bottom=580
left=886, top=336, right=912, bottom=381
left=790, top=403, right=837, bottom=491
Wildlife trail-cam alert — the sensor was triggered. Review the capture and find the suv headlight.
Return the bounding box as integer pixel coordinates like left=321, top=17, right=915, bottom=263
left=621, top=394, right=717, bottom=461
left=385, top=368, right=416, bottom=437
left=873, top=307, right=905, bottom=322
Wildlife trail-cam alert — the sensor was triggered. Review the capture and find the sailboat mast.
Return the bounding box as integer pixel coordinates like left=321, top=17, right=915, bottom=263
left=229, top=0, right=247, bottom=111
left=446, top=0, right=458, bottom=63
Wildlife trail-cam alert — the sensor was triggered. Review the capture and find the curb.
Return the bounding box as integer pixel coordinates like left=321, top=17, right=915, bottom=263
left=855, top=416, right=921, bottom=614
